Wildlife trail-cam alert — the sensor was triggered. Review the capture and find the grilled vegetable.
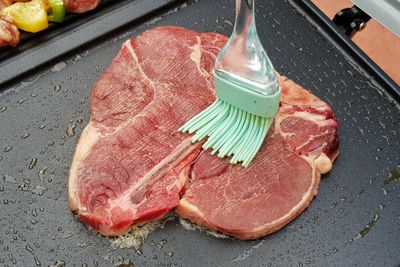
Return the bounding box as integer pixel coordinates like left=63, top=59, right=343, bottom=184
left=47, top=0, right=65, bottom=22
left=1, top=0, right=48, bottom=33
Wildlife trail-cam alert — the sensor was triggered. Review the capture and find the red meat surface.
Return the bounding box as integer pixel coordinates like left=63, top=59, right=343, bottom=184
left=69, top=26, right=339, bottom=239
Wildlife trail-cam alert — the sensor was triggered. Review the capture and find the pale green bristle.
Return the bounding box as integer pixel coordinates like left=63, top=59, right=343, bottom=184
left=225, top=111, right=251, bottom=157
left=191, top=102, right=229, bottom=142
left=207, top=107, right=238, bottom=153
left=231, top=114, right=257, bottom=163
left=179, top=98, right=274, bottom=167
left=242, top=117, right=270, bottom=167
left=217, top=109, right=246, bottom=157
left=178, top=101, right=224, bottom=133
left=203, top=104, right=234, bottom=150
left=243, top=117, right=271, bottom=167
left=214, top=108, right=243, bottom=156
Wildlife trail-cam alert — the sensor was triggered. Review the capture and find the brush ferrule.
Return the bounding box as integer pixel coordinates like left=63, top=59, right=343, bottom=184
left=214, top=70, right=281, bottom=117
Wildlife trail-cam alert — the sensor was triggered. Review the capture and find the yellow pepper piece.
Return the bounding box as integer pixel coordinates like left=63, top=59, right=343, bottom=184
left=1, top=0, right=48, bottom=33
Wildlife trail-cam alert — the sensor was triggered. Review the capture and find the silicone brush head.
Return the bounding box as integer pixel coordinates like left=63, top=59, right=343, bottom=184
left=179, top=72, right=280, bottom=167
left=179, top=0, right=280, bottom=167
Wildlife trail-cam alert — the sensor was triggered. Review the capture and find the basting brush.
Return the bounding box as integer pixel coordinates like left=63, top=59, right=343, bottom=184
left=179, top=0, right=280, bottom=167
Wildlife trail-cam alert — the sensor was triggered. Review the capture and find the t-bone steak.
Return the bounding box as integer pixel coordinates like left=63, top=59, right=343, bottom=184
left=68, top=26, right=339, bottom=239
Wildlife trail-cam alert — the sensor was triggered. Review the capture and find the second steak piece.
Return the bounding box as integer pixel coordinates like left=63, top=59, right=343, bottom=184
left=176, top=77, right=339, bottom=240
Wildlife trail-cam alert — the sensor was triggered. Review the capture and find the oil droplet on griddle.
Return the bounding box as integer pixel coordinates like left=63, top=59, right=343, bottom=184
left=163, top=252, right=173, bottom=257
left=52, top=61, right=67, bottom=72
left=66, top=124, right=76, bottom=137
left=54, top=85, right=62, bottom=92
left=384, top=168, right=400, bottom=184
left=32, top=208, right=38, bottom=217
left=18, top=98, right=28, bottom=104
left=34, top=256, right=41, bottom=266
left=353, top=212, right=381, bottom=240
left=3, top=145, right=12, bottom=152
left=19, top=233, right=26, bottom=241
left=113, top=259, right=135, bottom=267
left=4, top=175, right=17, bottom=184
left=0, top=106, right=7, bottom=112
left=156, top=239, right=167, bottom=249
left=29, top=158, right=38, bottom=169
left=31, top=186, right=47, bottom=196
left=39, top=122, right=49, bottom=130
left=21, top=133, right=30, bottom=139
left=8, top=253, right=16, bottom=264
left=73, top=54, right=82, bottom=62
left=25, top=244, right=35, bottom=254
left=62, top=233, right=73, bottom=239
left=38, top=167, right=48, bottom=179
left=382, top=188, right=389, bottom=196
left=78, top=242, right=92, bottom=248
left=321, top=247, right=339, bottom=258
left=49, top=260, right=66, bottom=267
left=40, top=146, right=49, bottom=154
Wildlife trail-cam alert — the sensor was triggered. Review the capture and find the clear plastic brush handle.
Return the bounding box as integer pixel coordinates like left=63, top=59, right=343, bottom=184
left=214, top=0, right=279, bottom=96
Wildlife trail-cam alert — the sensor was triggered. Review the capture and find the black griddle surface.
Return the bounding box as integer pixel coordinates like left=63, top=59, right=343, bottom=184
left=0, top=0, right=399, bottom=266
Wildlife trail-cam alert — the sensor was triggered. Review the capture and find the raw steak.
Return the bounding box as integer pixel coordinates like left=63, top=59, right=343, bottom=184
left=69, top=26, right=228, bottom=236
left=175, top=77, right=339, bottom=239
left=69, top=26, right=339, bottom=239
